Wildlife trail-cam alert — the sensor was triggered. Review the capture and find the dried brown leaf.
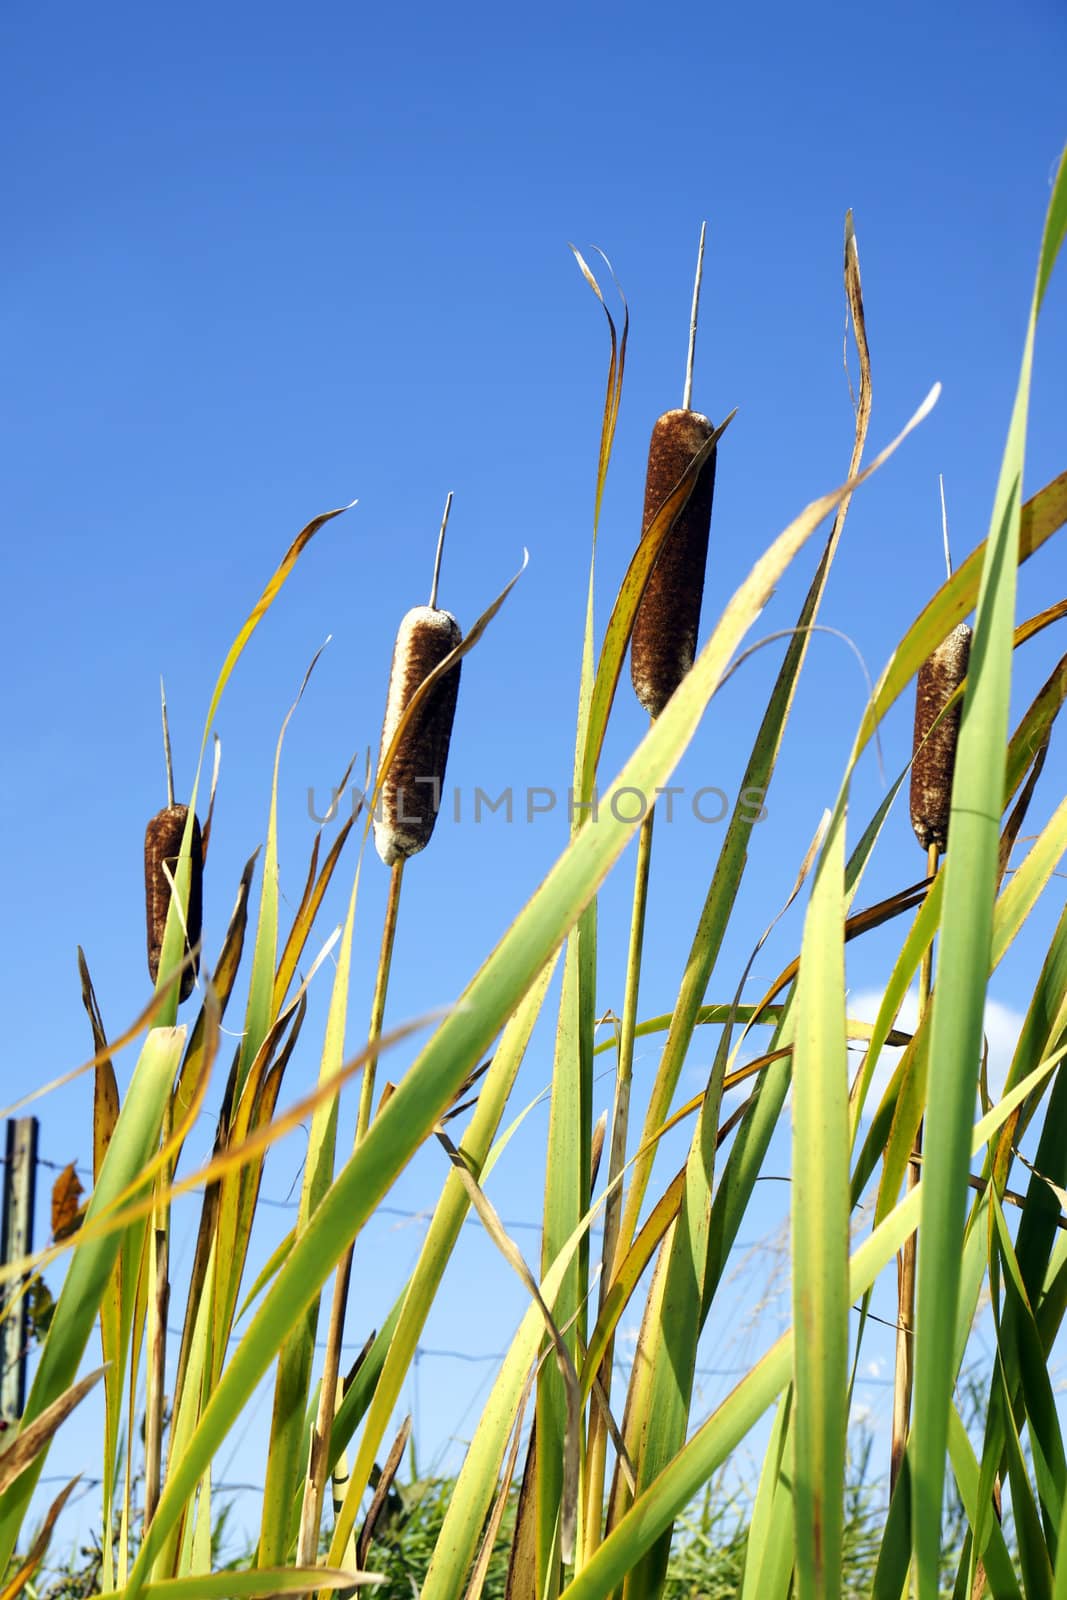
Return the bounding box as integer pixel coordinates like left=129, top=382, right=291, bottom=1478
left=0, top=1367, right=105, bottom=1496
left=50, top=1163, right=84, bottom=1242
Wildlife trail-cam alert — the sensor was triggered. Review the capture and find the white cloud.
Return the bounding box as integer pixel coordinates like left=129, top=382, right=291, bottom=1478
left=848, top=987, right=1024, bottom=1123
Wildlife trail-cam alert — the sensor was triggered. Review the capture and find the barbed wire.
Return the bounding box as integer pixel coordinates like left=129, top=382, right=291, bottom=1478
left=4, top=1148, right=778, bottom=1250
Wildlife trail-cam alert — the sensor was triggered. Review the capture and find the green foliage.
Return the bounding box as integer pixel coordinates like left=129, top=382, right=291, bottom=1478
left=1, top=149, right=1065, bottom=1600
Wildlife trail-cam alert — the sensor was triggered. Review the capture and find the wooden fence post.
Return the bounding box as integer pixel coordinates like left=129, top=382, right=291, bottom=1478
left=1, top=1117, right=39, bottom=1426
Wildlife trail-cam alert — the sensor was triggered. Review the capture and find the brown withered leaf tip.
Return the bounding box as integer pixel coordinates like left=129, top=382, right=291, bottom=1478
left=630, top=408, right=717, bottom=718
left=910, top=622, right=972, bottom=852
left=374, top=606, right=462, bottom=866
left=51, top=1162, right=84, bottom=1242
left=145, top=804, right=203, bottom=1001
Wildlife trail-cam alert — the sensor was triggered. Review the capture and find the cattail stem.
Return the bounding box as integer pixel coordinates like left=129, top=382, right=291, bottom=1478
left=602, top=809, right=655, bottom=1284
left=917, top=845, right=938, bottom=1011
left=582, top=806, right=656, bottom=1560
left=682, top=222, right=706, bottom=411
left=160, top=677, right=175, bottom=808
left=939, top=474, right=953, bottom=581
left=143, top=1196, right=169, bottom=1530
left=298, top=859, right=406, bottom=1563
left=891, top=840, right=940, bottom=1494
left=357, top=859, right=405, bottom=1141
left=429, top=492, right=453, bottom=611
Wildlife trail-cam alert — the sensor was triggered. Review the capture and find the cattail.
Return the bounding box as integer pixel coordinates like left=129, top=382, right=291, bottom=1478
left=630, top=224, right=718, bottom=718
left=145, top=804, right=203, bottom=1000
left=373, top=497, right=463, bottom=867
left=910, top=622, right=972, bottom=852
left=630, top=407, right=717, bottom=717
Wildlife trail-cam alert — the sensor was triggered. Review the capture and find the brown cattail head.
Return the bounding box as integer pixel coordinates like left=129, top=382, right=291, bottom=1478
left=373, top=606, right=462, bottom=866
left=630, top=408, right=717, bottom=718
left=145, top=804, right=203, bottom=1001
left=910, top=622, right=972, bottom=852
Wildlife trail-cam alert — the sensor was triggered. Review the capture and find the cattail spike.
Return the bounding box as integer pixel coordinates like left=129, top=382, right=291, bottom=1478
left=910, top=622, right=971, bottom=852
left=145, top=805, right=203, bottom=1000
left=373, top=607, right=462, bottom=865
left=683, top=222, right=707, bottom=411
left=429, top=492, right=453, bottom=611
left=630, top=409, right=717, bottom=718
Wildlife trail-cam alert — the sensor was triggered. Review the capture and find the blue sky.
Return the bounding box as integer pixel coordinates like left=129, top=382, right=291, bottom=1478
left=3, top=0, right=1066, bottom=1564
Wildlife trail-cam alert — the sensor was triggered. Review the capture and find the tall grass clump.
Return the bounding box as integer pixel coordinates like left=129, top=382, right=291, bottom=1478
left=0, top=148, right=1065, bottom=1600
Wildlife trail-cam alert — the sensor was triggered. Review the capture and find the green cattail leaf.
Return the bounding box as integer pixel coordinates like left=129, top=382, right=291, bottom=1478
left=259, top=864, right=360, bottom=1565
left=421, top=1196, right=606, bottom=1600
left=537, top=923, right=592, bottom=1589
left=995, top=1341, right=1054, bottom=1600
left=0, top=1027, right=186, bottom=1569
left=554, top=1053, right=1060, bottom=1600
left=945, top=1405, right=1022, bottom=1600
left=106, top=1568, right=380, bottom=1598
left=853, top=462, right=1067, bottom=767
left=205, top=649, right=326, bottom=1470
left=537, top=249, right=627, bottom=1597
left=325, top=953, right=558, bottom=1569
left=992, top=1197, right=1066, bottom=1546
left=910, top=143, right=1067, bottom=1599
left=274, top=795, right=358, bottom=1013
left=790, top=807, right=850, bottom=1600
left=738, top=1389, right=795, bottom=1600
left=153, top=506, right=352, bottom=1033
